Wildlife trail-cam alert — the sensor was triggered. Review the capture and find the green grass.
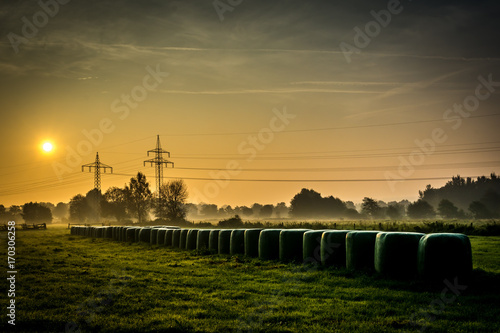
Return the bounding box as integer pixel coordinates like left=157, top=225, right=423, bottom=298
left=1, top=225, right=499, bottom=332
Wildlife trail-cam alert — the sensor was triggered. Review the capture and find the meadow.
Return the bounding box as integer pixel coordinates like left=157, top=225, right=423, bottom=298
left=1, top=224, right=499, bottom=333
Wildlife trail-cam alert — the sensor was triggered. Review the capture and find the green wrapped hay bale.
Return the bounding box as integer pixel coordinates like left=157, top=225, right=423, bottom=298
left=139, top=228, right=152, bottom=243
left=259, top=229, right=282, bottom=260
left=150, top=228, right=159, bottom=245
left=417, top=233, right=472, bottom=282
left=218, top=230, right=232, bottom=254
left=245, top=229, right=263, bottom=257
left=279, top=229, right=310, bottom=262
left=346, top=231, right=380, bottom=271
left=164, top=229, right=174, bottom=247
left=172, top=229, right=181, bottom=248
left=230, top=230, right=246, bottom=255
left=179, top=229, right=189, bottom=249
left=303, top=230, right=326, bottom=264
left=126, top=228, right=137, bottom=242
left=104, top=227, right=113, bottom=238
left=157, top=228, right=168, bottom=245
left=186, top=229, right=199, bottom=250
left=321, top=230, right=351, bottom=267
left=209, top=230, right=220, bottom=252
left=374, top=232, right=425, bottom=279
left=121, top=227, right=127, bottom=241
left=197, top=230, right=211, bottom=250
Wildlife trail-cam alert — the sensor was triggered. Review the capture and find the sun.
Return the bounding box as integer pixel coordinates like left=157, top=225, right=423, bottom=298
left=42, top=142, right=54, bottom=153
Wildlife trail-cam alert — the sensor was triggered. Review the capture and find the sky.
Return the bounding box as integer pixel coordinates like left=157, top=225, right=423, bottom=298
left=0, top=0, right=499, bottom=208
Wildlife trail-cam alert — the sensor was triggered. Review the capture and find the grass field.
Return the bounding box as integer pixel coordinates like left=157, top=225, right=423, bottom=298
left=1, top=225, right=499, bottom=332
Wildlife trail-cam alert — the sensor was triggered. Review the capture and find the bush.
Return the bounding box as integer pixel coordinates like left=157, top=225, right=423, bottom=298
left=303, top=230, right=325, bottom=264
left=346, top=231, right=380, bottom=271
left=321, top=230, right=351, bottom=267
left=417, top=233, right=472, bottom=282
left=374, top=232, right=424, bottom=279
left=279, top=229, right=310, bottom=262
left=218, top=215, right=244, bottom=228
left=244, top=229, right=263, bottom=257
left=230, top=230, right=246, bottom=255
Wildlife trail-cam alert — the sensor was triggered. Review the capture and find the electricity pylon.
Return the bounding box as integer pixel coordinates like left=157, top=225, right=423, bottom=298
left=144, top=135, right=174, bottom=219
left=81, top=152, right=113, bottom=191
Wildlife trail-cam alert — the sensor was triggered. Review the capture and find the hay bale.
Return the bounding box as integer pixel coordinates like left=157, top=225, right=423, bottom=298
left=165, top=229, right=174, bottom=247
left=138, top=228, right=152, bottom=243
left=303, top=230, right=326, bottom=264
left=230, top=230, right=246, bottom=255
left=259, top=229, right=282, bottom=261
left=150, top=228, right=159, bottom=245
left=374, top=232, right=425, bottom=279
left=172, top=229, right=181, bottom=248
left=218, top=230, right=232, bottom=254
left=157, top=228, right=168, bottom=245
left=126, top=228, right=137, bottom=242
left=279, top=229, right=310, bottom=262
left=186, top=229, right=199, bottom=250
left=417, top=233, right=472, bottom=282
left=321, top=230, right=351, bottom=267
left=121, top=227, right=128, bottom=242
left=244, top=229, right=263, bottom=257
left=179, top=229, right=189, bottom=249
left=197, top=230, right=211, bottom=250
left=346, top=231, right=380, bottom=271
left=209, top=230, right=220, bottom=252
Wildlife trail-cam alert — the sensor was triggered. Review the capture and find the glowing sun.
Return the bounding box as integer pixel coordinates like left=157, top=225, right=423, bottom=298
left=42, top=142, right=54, bottom=153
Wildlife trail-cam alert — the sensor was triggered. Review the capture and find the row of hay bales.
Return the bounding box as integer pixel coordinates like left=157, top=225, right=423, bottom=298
left=70, top=226, right=472, bottom=281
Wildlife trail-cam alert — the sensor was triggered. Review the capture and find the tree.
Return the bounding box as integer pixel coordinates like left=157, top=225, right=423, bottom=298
left=69, top=194, right=88, bottom=222
left=85, top=189, right=103, bottom=222
left=290, top=188, right=346, bottom=218
left=386, top=203, right=403, bottom=220
left=361, top=197, right=382, bottom=219
left=159, top=179, right=188, bottom=222
left=469, top=201, right=492, bottom=219
left=407, top=199, right=435, bottom=219
left=102, top=187, right=128, bottom=222
left=21, top=202, right=52, bottom=223
left=126, top=172, right=152, bottom=223
left=260, top=204, right=274, bottom=218
left=274, top=202, right=289, bottom=218
left=52, top=202, right=69, bottom=221
left=437, top=199, right=461, bottom=219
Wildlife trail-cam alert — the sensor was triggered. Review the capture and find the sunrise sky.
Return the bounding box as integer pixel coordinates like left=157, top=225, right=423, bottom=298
left=1, top=0, right=499, bottom=208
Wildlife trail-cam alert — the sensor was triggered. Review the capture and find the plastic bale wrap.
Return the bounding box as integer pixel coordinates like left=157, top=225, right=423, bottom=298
left=346, top=231, right=380, bottom=271
left=197, top=230, right=211, bottom=250
left=126, top=228, right=137, bottom=242
left=417, top=233, right=473, bottom=282
left=139, top=228, right=152, bottom=243
left=172, top=229, right=181, bottom=248
left=218, top=230, right=232, bottom=254
left=303, top=230, right=326, bottom=264
left=279, top=229, right=310, bottom=262
left=259, top=229, right=282, bottom=260
left=321, top=230, right=350, bottom=267
left=230, top=230, right=246, bottom=255
left=209, top=230, right=220, bottom=252
left=121, top=227, right=127, bottom=242
left=245, top=229, right=263, bottom=257
left=150, top=228, right=159, bottom=245
left=179, top=229, right=189, bottom=249
left=164, top=229, right=174, bottom=247
left=186, top=229, right=199, bottom=250
left=374, top=232, right=425, bottom=279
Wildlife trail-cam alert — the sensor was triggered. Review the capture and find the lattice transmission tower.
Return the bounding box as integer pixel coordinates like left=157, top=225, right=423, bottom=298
left=144, top=135, right=174, bottom=218
left=81, top=152, right=113, bottom=191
